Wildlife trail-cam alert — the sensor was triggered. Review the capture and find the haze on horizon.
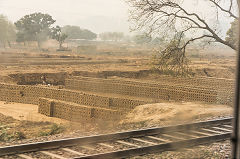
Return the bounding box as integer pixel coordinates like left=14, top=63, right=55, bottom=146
left=0, top=0, right=233, bottom=37
left=0, top=0, right=130, bottom=34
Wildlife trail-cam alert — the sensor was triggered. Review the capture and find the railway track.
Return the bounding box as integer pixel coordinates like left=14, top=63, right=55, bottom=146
left=0, top=117, right=233, bottom=159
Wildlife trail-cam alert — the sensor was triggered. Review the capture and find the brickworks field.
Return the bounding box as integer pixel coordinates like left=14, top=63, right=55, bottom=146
left=0, top=47, right=234, bottom=145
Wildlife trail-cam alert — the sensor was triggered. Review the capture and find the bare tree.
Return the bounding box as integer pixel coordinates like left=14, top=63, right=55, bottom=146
left=127, top=0, right=238, bottom=50
left=126, top=0, right=238, bottom=75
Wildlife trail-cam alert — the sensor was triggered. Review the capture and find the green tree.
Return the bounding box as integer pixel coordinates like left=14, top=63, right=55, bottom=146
left=226, top=19, right=238, bottom=49
left=62, top=25, right=97, bottom=40
left=80, top=29, right=97, bottom=40
left=0, top=15, right=16, bottom=48
left=15, top=12, right=56, bottom=48
left=51, top=26, right=68, bottom=49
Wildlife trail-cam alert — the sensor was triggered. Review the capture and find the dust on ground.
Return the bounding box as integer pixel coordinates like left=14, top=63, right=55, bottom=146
left=0, top=101, right=68, bottom=124
left=0, top=48, right=237, bottom=81
left=0, top=101, right=118, bottom=145
left=0, top=113, right=64, bottom=143
left=0, top=101, right=69, bottom=144
left=120, top=102, right=232, bottom=127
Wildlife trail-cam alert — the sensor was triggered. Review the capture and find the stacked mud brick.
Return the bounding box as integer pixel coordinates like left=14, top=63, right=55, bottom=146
left=39, top=98, right=123, bottom=122
left=9, top=72, right=67, bottom=85
left=66, top=76, right=234, bottom=105
left=149, top=75, right=235, bottom=105
left=0, top=83, right=147, bottom=122
left=0, top=75, right=234, bottom=122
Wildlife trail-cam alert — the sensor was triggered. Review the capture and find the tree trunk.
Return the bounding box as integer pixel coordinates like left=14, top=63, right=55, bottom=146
left=59, top=42, right=63, bottom=50
left=37, top=40, right=41, bottom=49
left=8, top=41, right=11, bottom=48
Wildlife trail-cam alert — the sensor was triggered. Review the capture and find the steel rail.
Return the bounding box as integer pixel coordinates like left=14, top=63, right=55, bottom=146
left=0, top=117, right=232, bottom=156
left=76, top=133, right=231, bottom=159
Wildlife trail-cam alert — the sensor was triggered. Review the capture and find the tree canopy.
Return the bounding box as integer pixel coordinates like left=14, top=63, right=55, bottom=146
left=62, top=25, right=97, bottom=40
left=226, top=19, right=238, bottom=49
left=15, top=12, right=56, bottom=48
left=51, top=26, right=68, bottom=49
left=0, top=15, right=16, bottom=47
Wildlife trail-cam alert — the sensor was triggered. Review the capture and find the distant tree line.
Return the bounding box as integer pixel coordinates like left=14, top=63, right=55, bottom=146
left=98, top=32, right=166, bottom=46
left=0, top=11, right=237, bottom=51
left=15, top=12, right=56, bottom=48
left=62, top=25, right=97, bottom=40
left=0, top=12, right=99, bottom=49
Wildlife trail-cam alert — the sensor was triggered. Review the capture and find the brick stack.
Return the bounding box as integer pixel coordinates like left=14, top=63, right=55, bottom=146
left=39, top=98, right=123, bottom=122
left=0, top=83, right=146, bottom=121
left=0, top=75, right=234, bottom=122
left=65, top=76, right=222, bottom=104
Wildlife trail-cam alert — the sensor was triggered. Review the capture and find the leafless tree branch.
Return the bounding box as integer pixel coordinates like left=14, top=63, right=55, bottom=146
left=209, top=0, right=238, bottom=19
left=127, top=0, right=238, bottom=50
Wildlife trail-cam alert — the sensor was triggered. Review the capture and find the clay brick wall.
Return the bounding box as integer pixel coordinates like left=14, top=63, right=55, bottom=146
left=39, top=98, right=123, bottom=122
left=0, top=74, right=234, bottom=122
left=109, top=98, right=147, bottom=110
left=0, top=83, right=146, bottom=120
left=9, top=72, right=67, bottom=85
left=38, top=98, right=54, bottom=117
left=69, top=75, right=234, bottom=91
left=65, top=77, right=220, bottom=104
left=5, top=83, right=124, bottom=105
left=0, top=83, right=109, bottom=107
left=139, top=75, right=234, bottom=89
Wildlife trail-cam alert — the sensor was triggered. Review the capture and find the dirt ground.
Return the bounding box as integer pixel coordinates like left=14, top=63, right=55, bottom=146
left=0, top=101, right=70, bottom=144
left=0, top=101, right=68, bottom=124
left=120, top=102, right=232, bottom=127
left=0, top=47, right=236, bottom=159
left=0, top=101, right=233, bottom=145
left=0, top=47, right=236, bottom=81
left=0, top=101, right=232, bottom=129
left=0, top=102, right=106, bottom=145
left=0, top=113, right=65, bottom=144
left=0, top=101, right=233, bottom=158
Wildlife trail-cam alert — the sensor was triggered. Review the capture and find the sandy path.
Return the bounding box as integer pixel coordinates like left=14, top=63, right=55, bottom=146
left=0, top=101, right=68, bottom=124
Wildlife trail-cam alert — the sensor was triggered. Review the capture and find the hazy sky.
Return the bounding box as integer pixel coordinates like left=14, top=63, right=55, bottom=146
left=0, top=0, right=233, bottom=36
left=0, top=0, right=130, bottom=33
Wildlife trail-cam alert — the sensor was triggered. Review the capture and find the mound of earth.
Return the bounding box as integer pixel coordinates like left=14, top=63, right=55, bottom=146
left=120, top=102, right=232, bottom=127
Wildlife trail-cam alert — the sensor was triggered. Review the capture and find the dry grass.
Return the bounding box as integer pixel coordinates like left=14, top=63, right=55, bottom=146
left=0, top=113, right=66, bottom=142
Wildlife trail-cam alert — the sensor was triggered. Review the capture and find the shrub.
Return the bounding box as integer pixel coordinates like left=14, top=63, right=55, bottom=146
left=0, top=129, right=25, bottom=141
left=39, top=124, right=65, bottom=136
